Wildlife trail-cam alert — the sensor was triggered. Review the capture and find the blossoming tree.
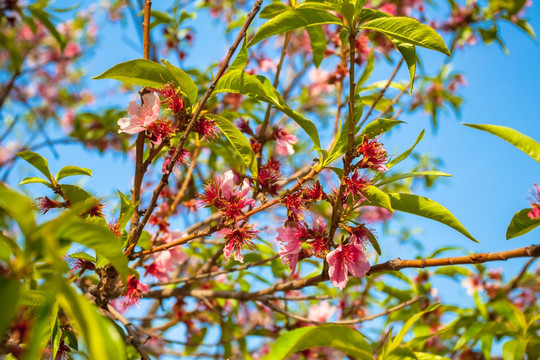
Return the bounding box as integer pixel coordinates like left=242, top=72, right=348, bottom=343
left=0, top=0, right=539, bottom=359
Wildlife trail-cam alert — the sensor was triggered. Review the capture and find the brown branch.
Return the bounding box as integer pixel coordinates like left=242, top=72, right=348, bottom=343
left=150, top=254, right=280, bottom=287
left=0, top=70, right=20, bottom=112
left=145, top=244, right=540, bottom=300
left=167, top=146, right=201, bottom=218
left=127, top=0, right=264, bottom=252
left=107, top=304, right=151, bottom=360
left=358, top=57, right=403, bottom=129
left=262, top=295, right=424, bottom=325
left=507, top=256, right=538, bottom=291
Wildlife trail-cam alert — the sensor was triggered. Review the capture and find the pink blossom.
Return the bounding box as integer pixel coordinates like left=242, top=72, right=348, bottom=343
left=361, top=206, right=393, bottom=223
left=61, top=109, right=75, bottom=132
left=148, top=231, right=188, bottom=282
left=308, top=68, right=334, bottom=96
left=218, top=224, right=259, bottom=263
left=528, top=183, right=540, bottom=219
left=273, top=127, right=298, bottom=156
left=326, top=243, right=370, bottom=290
left=118, top=92, right=161, bottom=134
left=120, top=276, right=149, bottom=309
left=277, top=225, right=307, bottom=274
left=357, top=136, right=388, bottom=172
left=259, top=58, right=277, bottom=72
left=63, top=42, right=81, bottom=58
left=461, top=275, right=483, bottom=295
left=308, top=302, right=337, bottom=322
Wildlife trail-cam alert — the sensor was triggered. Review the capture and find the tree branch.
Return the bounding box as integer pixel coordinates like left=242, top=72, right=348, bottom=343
left=107, top=304, right=151, bottom=360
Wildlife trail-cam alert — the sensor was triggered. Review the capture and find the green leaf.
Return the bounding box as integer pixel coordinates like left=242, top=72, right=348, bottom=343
left=161, top=59, right=198, bottom=105
left=228, top=37, right=249, bottom=72
left=16, top=150, right=52, bottom=182
left=93, top=59, right=176, bottom=88
left=464, top=123, right=540, bottom=164
left=214, top=69, right=279, bottom=104
left=266, top=325, right=373, bottom=360
left=357, top=52, right=375, bottom=87
left=388, top=129, right=424, bottom=168
left=29, top=8, right=66, bottom=50
left=361, top=17, right=450, bottom=56
left=118, top=190, right=135, bottom=231
left=390, top=304, right=440, bottom=350
left=362, top=118, right=404, bottom=138
left=362, top=185, right=393, bottom=212
left=0, top=278, right=21, bottom=335
left=376, top=171, right=451, bottom=186
left=58, top=283, right=127, bottom=360
left=502, top=339, right=527, bottom=360
left=68, top=251, right=96, bottom=263
left=306, top=25, right=326, bottom=68
left=56, top=165, right=92, bottom=182
left=18, top=177, right=51, bottom=187
left=259, top=2, right=290, bottom=19
left=59, top=184, right=93, bottom=204
left=414, top=353, right=451, bottom=360
left=357, top=8, right=392, bottom=24
left=19, top=290, right=48, bottom=307
left=249, top=8, right=342, bottom=47
left=388, top=193, right=477, bottom=242
left=506, top=208, right=540, bottom=239
left=453, top=322, right=485, bottom=350
left=58, top=219, right=128, bottom=282
left=207, top=114, right=258, bottom=177
left=390, top=39, right=416, bottom=92
left=0, top=183, right=36, bottom=237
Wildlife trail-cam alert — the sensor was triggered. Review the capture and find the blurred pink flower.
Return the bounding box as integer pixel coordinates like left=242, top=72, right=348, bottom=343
left=273, top=127, right=297, bottom=156
left=118, top=92, right=161, bottom=134
left=149, top=231, right=188, bottom=282
left=528, top=183, right=540, bottom=219
left=326, top=243, right=370, bottom=290
left=308, top=302, right=337, bottom=322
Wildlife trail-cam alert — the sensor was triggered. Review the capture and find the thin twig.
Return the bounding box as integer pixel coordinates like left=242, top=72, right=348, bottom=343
left=262, top=295, right=424, bottom=325
left=107, top=304, right=151, bottom=360
left=508, top=256, right=538, bottom=291
left=358, top=58, right=404, bottom=129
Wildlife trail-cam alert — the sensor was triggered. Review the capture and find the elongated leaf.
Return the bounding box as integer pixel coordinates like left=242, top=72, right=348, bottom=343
left=18, top=177, right=51, bottom=187
left=59, top=283, right=127, bottom=360
left=59, top=184, right=93, bottom=204
left=68, top=251, right=96, bottom=263
left=388, top=193, right=477, bottom=242
left=266, top=325, right=373, bottom=360
left=29, top=8, right=66, bottom=50
left=388, top=129, right=424, bottom=167
left=0, top=278, right=21, bottom=335
left=390, top=38, right=416, bottom=92
left=464, top=123, right=540, bottom=163
left=357, top=8, right=391, bottom=24
left=207, top=114, right=258, bottom=177
left=376, top=171, right=451, bottom=186
left=0, top=183, right=36, bottom=237
left=161, top=59, right=198, bottom=104
left=93, top=59, right=176, bottom=88
left=306, top=25, right=326, bottom=68
left=361, top=17, right=450, bottom=56
left=57, top=219, right=128, bottom=281
left=249, top=8, right=341, bottom=47
left=19, top=290, right=48, bottom=307
left=358, top=52, right=375, bottom=87
left=259, top=2, right=290, bottom=19
left=16, top=150, right=52, bottom=181
left=325, top=118, right=351, bottom=166
left=390, top=304, right=440, bottom=350
left=362, top=118, right=404, bottom=138
left=453, top=323, right=485, bottom=350
left=118, top=190, right=135, bottom=231
left=415, top=353, right=451, bottom=360
left=506, top=208, right=540, bottom=239
left=362, top=185, right=393, bottom=211
left=56, top=165, right=92, bottom=181
left=228, top=37, right=249, bottom=72
left=502, top=339, right=527, bottom=360
left=214, top=69, right=278, bottom=104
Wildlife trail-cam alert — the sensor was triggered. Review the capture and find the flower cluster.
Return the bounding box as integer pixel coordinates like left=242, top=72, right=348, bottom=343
left=199, top=170, right=255, bottom=223
left=145, top=231, right=188, bottom=282
left=218, top=223, right=259, bottom=263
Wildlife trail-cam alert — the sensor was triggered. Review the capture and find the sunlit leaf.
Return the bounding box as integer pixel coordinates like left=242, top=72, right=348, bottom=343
left=162, top=59, right=198, bottom=104
left=16, top=150, right=52, bottom=182
left=93, top=59, right=176, bottom=88
left=506, top=208, right=540, bottom=239
left=56, top=165, right=92, bottom=182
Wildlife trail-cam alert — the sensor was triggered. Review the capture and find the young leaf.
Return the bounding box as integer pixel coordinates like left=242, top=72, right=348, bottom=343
left=306, top=25, right=326, bottom=68
left=388, top=129, right=425, bottom=167
left=59, top=184, right=93, bottom=204
left=18, top=177, right=51, bottom=187
left=506, top=208, right=540, bottom=239
left=266, top=325, right=373, bottom=360
left=161, top=59, right=198, bottom=104
left=362, top=185, right=393, bottom=212
left=0, top=183, right=36, bottom=237
left=362, top=118, right=404, bottom=138
left=389, top=193, right=477, bottom=242
left=29, top=8, right=66, bottom=50
left=228, top=37, right=249, bottom=72
left=93, top=59, right=176, bottom=88
left=464, top=123, right=540, bottom=164
left=361, top=17, right=451, bottom=56
left=117, top=190, right=135, bottom=231
left=259, top=2, right=290, bottom=19
left=0, top=278, right=21, bottom=335
left=214, top=69, right=279, bottom=104
left=207, top=114, right=258, bottom=177
left=68, top=251, right=96, bottom=263
left=390, top=304, right=441, bottom=350
left=16, top=150, right=53, bottom=182
left=56, top=165, right=92, bottom=182
left=390, top=38, right=416, bottom=92
left=376, top=171, right=451, bottom=186
left=248, top=8, right=342, bottom=47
